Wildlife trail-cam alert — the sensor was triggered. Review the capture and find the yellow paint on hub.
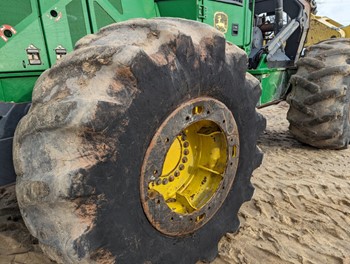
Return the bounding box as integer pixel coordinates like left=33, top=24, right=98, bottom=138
left=161, top=138, right=182, bottom=176
left=149, top=120, right=228, bottom=215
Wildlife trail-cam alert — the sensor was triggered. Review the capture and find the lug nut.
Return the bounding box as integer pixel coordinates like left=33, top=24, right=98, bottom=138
left=183, top=141, right=189, bottom=148
left=162, top=178, right=169, bottom=185
left=179, top=164, right=185, bottom=171
left=148, top=190, right=157, bottom=199
left=174, top=170, right=180, bottom=177
left=169, top=175, right=175, bottom=182
left=182, top=157, right=188, bottom=163
left=156, top=179, right=162, bottom=185
left=184, top=149, right=189, bottom=155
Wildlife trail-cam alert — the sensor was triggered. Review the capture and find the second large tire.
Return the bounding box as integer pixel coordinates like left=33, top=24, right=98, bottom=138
left=287, top=38, right=350, bottom=149
left=13, top=18, right=265, bottom=263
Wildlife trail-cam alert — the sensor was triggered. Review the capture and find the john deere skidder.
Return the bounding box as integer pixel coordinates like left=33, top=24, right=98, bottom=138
left=0, top=0, right=349, bottom=263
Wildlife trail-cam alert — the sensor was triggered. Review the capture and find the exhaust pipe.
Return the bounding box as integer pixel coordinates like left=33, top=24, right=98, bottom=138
left=275, top=0, right=284, bottom=33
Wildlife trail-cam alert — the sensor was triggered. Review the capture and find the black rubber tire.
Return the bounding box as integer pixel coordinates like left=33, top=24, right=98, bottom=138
left=287, top=38, right=350, bottom=149
left=13, top=18, right=265, bottom=264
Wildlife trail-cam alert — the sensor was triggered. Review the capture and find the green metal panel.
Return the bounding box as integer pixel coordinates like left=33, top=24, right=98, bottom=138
left=0, top=0, right=161, bottom=103
left=157, top=0, right=199, bottom=20
left=254, top=71, right=289, bottom=105
left=0, top=73, right=40, bottom=102
left=2, top=0, right=288, bottom=105
left=38, top=0, right=91, bottom=66
left=202, top=0, right=252, bottom=52
left=0, top=0, right=49, bottom=73
left=249, top=55, right=291, bottom=105
left=157, top=0, right=253, bottom=52
left=88, top=0, right=159, bottom=32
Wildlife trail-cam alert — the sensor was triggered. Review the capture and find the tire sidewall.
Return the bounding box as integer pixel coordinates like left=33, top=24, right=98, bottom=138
left=82, top=49, right=256, bottom=263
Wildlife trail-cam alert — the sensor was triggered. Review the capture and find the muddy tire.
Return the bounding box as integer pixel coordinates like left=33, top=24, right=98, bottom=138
left=13, top=18, right=265, bottom=263
left=287, top=38, right=350, bottom=149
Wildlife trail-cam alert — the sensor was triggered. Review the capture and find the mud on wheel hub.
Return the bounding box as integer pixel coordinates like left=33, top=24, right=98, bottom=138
left=141, top=97, right=240, bottom=236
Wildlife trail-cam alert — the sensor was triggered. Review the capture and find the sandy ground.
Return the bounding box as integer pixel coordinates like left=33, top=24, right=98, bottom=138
left=0, top=184, right=54, bottom=264
left=215, top=102, right=350, bottom=264
left=0, top=102, right=349, bottom=263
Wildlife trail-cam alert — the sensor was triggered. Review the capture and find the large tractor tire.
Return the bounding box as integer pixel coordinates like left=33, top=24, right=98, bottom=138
left=13, top=18, right=265, bottom=263
left=287, top=38, right=350, bottom=149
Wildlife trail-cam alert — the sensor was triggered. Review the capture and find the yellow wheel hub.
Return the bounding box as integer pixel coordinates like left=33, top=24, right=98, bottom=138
left=141, top=97, right=240, bottom=236
left=150, top=120, right=228, bottom=214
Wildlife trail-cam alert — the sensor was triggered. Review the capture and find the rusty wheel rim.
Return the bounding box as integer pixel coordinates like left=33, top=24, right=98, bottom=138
left=140, top=97, right=240, bottom=236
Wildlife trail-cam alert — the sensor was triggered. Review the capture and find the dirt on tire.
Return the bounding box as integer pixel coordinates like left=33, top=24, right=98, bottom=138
left=1, top=102, right=349, bottom=263
left=287, top=38, right=350, bottom=149
left=12, top=18, right=263, bottom=263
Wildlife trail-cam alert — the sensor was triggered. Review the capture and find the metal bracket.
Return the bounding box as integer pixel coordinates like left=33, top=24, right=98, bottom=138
left=266, top=19, right=300, bottom=60
left=26, top=45, right=42, bottom=65
left=198, top=0, right=207, bottom=19
left=55, top=45, right=67, bottom=60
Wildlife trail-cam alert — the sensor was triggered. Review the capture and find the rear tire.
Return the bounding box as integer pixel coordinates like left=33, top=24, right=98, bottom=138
left=14, top=18, right=265, bottom=263
left=287, top=38, right=350, bottom=149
